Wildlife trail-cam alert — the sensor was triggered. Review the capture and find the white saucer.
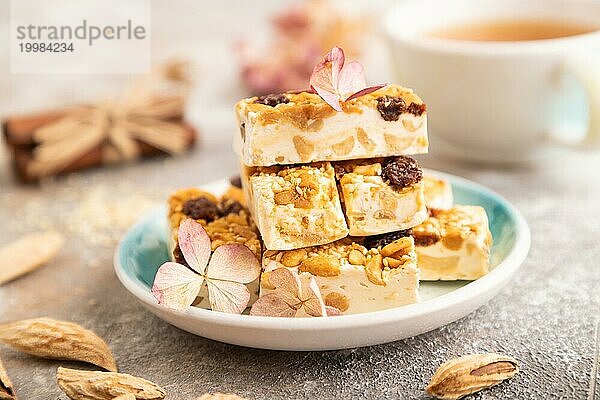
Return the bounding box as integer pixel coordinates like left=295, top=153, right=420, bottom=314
left=114, top=173, right=530, bottom=350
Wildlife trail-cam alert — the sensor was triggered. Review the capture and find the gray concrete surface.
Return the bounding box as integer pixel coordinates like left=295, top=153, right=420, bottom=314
left=1, top=138, right=599, bottom=400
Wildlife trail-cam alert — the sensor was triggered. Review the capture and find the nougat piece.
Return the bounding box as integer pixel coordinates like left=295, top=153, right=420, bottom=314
left=167, top=187, right=262, bottom=308
left=167, top=187, right=261, bottom=258
left=247, top=163, right=349, bottom=250
left=222, top=175, right=246, bottom=207
left=335, top=156, right=428, bottom=236
left=239, top=160, right=254, bottom=216
left=423, top=173, right=453, bottom=210
left=414, top=206, right=492, bottom=281
left=235, top=84, right=428, bottom=166
left=261, top=234, right=419, bottom=315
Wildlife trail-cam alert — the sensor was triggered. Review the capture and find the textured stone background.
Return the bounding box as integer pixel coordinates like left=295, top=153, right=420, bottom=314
left=0, top=1, right=599, bottom=399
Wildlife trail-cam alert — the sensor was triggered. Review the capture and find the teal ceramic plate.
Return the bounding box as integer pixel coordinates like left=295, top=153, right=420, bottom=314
left=114, top=172, right=530, bottom=350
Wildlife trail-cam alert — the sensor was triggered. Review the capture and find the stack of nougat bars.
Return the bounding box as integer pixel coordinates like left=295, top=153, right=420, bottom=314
left=168, top=84, right=493, bottom=315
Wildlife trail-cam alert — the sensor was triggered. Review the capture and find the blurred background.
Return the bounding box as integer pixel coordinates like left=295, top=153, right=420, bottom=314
left=2, top=0, right=598, bottom=186
left=0, top=0, right=394, bottom=185
left=1, top=0, right=598, bottom=297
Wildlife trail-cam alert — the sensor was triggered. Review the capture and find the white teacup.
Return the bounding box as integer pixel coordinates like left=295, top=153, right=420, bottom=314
left=384, top=0, right=600, bottom=163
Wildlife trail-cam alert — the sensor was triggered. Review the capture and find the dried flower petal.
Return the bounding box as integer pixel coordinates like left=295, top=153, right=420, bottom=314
left=205, top=280, right=250, bottom=314
left=325, top=306, right=342, bottom=316
left=346, top=85, right=386, bottom=102
left=298, top=275, right=327, bottom=317
left=310, top=46, right=385, bottom=111
left=178, top=219, right=211, bottom=274
left=337, top=60, right=368, bottom=97
left=249, top=268, right=329, bottom=318
left=206, top=244, right=260, bottom=284
left=249, top=292, right=300, bottom=317
left=152, top=217, right=259, bottom=314
left=151, top=262, right=203, bottom=311
left=269, top=267, right=301, bottom=295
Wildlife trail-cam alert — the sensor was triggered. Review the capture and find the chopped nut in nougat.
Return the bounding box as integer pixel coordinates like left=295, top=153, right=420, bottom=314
left=261, top=236, right=419, bottom=315
left=247, top=163, right=349, bottom=250
left=167, top=187, right=263, bottom=308
left=414, top=205, right=492, bottom=281
left=423, top=173, right=453, bottom=210
left=335, top=156, right=428, bottom=236
left=234, top=84, right=428, bottom=166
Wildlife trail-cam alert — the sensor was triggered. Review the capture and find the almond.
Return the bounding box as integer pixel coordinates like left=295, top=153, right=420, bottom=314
left=426, top=353, right=518, bottom=400
left=0, top=318, right=117, bottom=372
left=0, top=357, right=16, bottom=400
left=57, top=367, right=165, bottom=400
left=0, top=231, right=64, bottom=285
left=113, top=395, right=136, bottom=400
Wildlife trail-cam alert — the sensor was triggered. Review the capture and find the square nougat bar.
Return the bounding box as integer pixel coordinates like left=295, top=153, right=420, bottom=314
left=335, top=156, right=428, bottom=236
left=234, top=84, right=428, bottom=166
left=261, top=233, right=419, bottom=315
left=422, top=172, right=453, bottom=210
left=413, top=205, right=492, bottom=281
left=167, top=186, right=262, bottom=309
left=247, top=162, right=349, bottom=250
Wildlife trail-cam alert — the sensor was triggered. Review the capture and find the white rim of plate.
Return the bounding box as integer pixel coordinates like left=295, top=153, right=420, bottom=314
left=114, top=171, right=531, bottom=331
